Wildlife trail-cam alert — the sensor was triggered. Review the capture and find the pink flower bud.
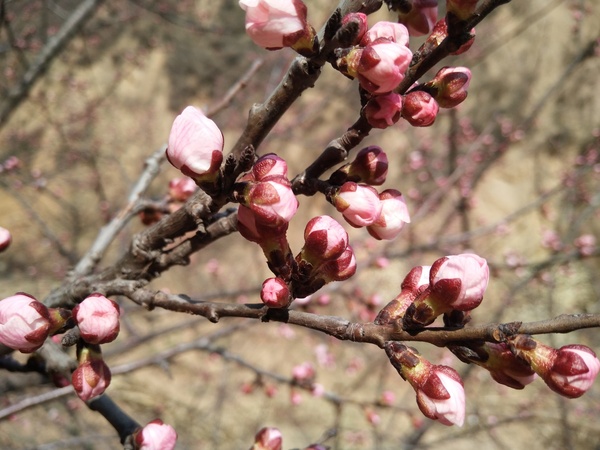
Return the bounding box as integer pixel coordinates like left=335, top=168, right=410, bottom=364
left=511, top=336, right=600, bottom=398
left=251, top=427, right=282, bottom=450
left=237, top=205, right=288, bottom=244
left=397, top=0, right=438, bottom=36
left=302, top=215, right=349, bottom=262
left=356, top=39, right=413, bottom=94
left=427, top=18, right=475, bottom=55
left=429, top=253, right=489, bottom=310
left=260, top=277, right=291, bottom=308
left=333, top=182, right=382, bottom=228
left=168, top=177, right=196, bottom=202
left=364, top=93, right=403, bottom=129
left=402, top=91, right=439, bottom=127
left=134, top=419, right=178, bottom=450
left=341, top=12, right=368, bottom=46
left=166, top=106, right=224, bottom=181
left=375, top=265, right=430, bottom=324
left=0, top=293, right=50, bottom=353
left=367, top=189, right=410, bottom=240
left=446, top=0, right=479, bottom=21
left=426, top=66, right=472, bottom=108
left=321, top=245, right=357, bottom=282
left=386, top=342, right=465, bottom=426
left=243, top=177, right=299, bottom=227
left=0, top=226, right=11, bottom=252
left=73, top=294, right=120, bottom=345
left=252, top=153, right=289, bottom=180
left=239, top=0, right=309, bottom=50
left=72, top=346, right=111, bottom=401
left=361, top=21, right=410, bottom=47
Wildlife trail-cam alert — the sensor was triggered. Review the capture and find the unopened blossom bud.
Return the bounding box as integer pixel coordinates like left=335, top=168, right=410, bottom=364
left=425, top=66, right=472, bottom=108
left=134, top=419, right=178, bottom=450
left=332, top=182, right=382, bottom=228
left=361, top=21, right=410, bottom=47
left=375, top=265, right=430, bottom=325
left=0, top=293, right=50, bottom=353
left=446, top=0, right=479, bottom=21
left=0, top=226, right=11, bottom=252
left=252, top=153, right=289, bottom=180
left=239, top=176, right=299, bottom=227
left=403, top=253, right=489, bottom=328
left=302, top=215, right=349, bottom=263
left=251, top=426, right=282, bottom=450
left=237, top=205, right=288, bottom=244
left=341, top=12, right=368, bottom=46
left=261, top=277, right=291, bottom=308
left=346, top=39, right=412, bottom=94
left=239, top=0, right=313, bottom=54
left=402, top=90, right=439, bottom=127
left=166, top=106, right=224, bottom=181
left=427, top=18, right=475, bottom=55
left=449, top=342, right=536, bottom=390
left=321, top=245, right=357, bottom=282
left=385, top=342, right=465, bottom=426
left=337, top=145, right=389, bottom=185
left=510, top=335, right=600, bottom=398
left=367, top=189, right=410, bottom=240
left=73, top=294, right=120, bottom=345
left=396, top=0, right=438, bottom=36
left=168, top=177, right=196, bottom=202
left=72, top=344, right=111, bottom=401
left=364, top=93, right=403, bottom=129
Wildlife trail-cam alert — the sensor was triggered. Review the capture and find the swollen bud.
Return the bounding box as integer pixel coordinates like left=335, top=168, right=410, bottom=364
left=332, top=182, right=382, bottom=228
left=402, top=90, right=439, bottom=127
left=396, top=0, right=439, bottom=36
left=0, top=293, right=50, bottom=353
left=261, top=277, right=292, bottom=308
left=73, top=293, right=120, bottom=345
left=251, top=427, right=282, bottom=450
left=72, top=344, right=111, bottom=402
left=0, top=226, right=11, bottom=252
left=133, top=419, right=178, bottom=450
left=367, top=189, right=410, bottom=241
left=424, top=66, right=472, bottom=108
left=364, top=94, right=403, bottom=129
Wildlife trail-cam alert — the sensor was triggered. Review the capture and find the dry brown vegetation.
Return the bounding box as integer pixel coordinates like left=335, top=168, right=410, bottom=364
left=1, top=1, right=600, bottom=449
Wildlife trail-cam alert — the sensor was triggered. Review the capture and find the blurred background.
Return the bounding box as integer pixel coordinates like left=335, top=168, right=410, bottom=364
left=1, top=1, right=600, bottom=448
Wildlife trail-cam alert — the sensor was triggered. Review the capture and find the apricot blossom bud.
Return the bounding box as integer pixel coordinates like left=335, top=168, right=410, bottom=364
left=321, top=245, right=357, bottom=282
left=0, top=293, right=50, bottom=353
left=241, top=177, right=299, bottom=227
left=348, top=39, right=412, bottom=94
left=367, top=189, right=410, bottom=240
left=252, top=153, right=288, bottom=180
left=510, top=335, right=600, bottom=398
left=397, top=0, right=438, bottom=36
left=237, top=205, right=288, bottom=244
left=239, top=0, right=312, bottom=52
left=342, top=145, right=389, bottom=185
left=251, top=427, right=282, bottom=450
left=341, top=12, right=368, bottom=46
left=385, top=342, right=465, bottom=426
left=375, top=265, right=430, bottom=324
left=427, top=18, right=475, bottom=55
left=332, top=182, right=382, bottom=228
left=426, top=66, right=472, bottom=108
left=361, top=21, right=410, bottom=46
left=261, top=277, right=291, bottom=308
left=0, top=226, right=11, bottom=252
left=402, top=90, right=439, bottom=127
left=168, top=177, right=196, bottom=202
left=166, top=106, right=223, bottom=181
left=72, top=345, right=111, bottom=401
left=302, top=215, right=349, bottom=263
left=134, top=419, right=178, bottom=450
left=73, top=294, right=120, bottom=345
left=364, top=93, right=403, bottom=129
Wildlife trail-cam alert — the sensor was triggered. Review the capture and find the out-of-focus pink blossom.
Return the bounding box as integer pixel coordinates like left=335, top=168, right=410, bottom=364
left=302, top=215, right=349, bottom=263
left=73, top=294, right=120, bottom=345
left=292, top=361, right=315, bottom=382
left=426, top=66, right=472, bottom=108
left=367, top=189, right=410, bottom=240
left=239, top=0, right=310, bottom=51
left=380, top=390, right=396, bottom=406
left=361, top=21, right=410, bottom=46
left=510, top=336, right=600, bottom=398
left=574, top=234, right=596, bottom=256
left=168, top=177, right=196, bottom=202
left=385, top=342, right=465, bottom=426
left=72, top=347, right=111, bottom=402
left=134, top=419, right=178, bottom=450
left=355, top=39, right=413, bottom=94
left=260, top=277, right=291, bottom=308
left=364, top=93, right=403, bottom=129
left=402, top=91, right=439, bottom=127
left=251, top=426, right=282, bottom=450
left=166, top=106, right=223, bottom=181
left=397, top=0, right=438, bottom=36
left=0, top=293, right=50, bottom=353
left=0, top=226, right=11, bottom=252
left=333, top=182, right=382, bottom=227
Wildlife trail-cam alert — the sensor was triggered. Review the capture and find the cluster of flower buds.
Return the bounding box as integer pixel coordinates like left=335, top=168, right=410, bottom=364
left=0, top=226, right=11, bottom=252
left=385, top=342, right=465, bottom=426
left=509, top=335, right=600, bottom=398
left=239, top=0, right=316, bottom=55
left=0, top=293, right=70, bottom=353
left=166, top=106, right=224, bottom=184
left=132, top=419, right=178, bottom=450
